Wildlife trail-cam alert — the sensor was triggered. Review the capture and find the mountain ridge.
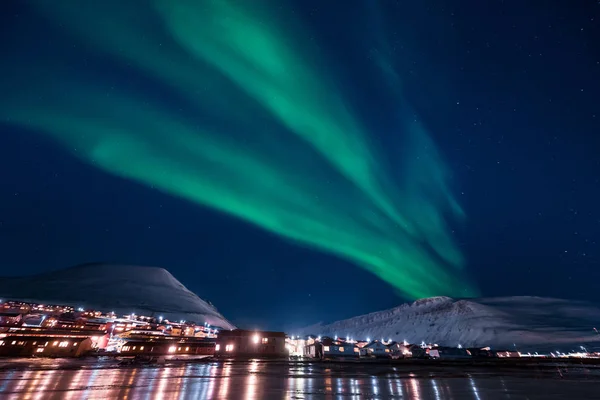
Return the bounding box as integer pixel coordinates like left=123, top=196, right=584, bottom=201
left=0, top=263, right=235, bottom=330
left=299, top=296, right=600, bottom=350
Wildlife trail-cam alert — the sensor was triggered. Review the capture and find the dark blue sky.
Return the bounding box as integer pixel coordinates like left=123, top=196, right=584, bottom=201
left=1, top=1, right=599, bottom=331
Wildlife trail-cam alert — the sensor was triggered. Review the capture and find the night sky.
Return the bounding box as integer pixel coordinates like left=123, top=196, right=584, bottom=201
left=1, top=1, right=599, bottom=331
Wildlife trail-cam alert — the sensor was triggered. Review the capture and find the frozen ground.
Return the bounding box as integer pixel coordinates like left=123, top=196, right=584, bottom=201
left=0, top=359, right=598, bottom=399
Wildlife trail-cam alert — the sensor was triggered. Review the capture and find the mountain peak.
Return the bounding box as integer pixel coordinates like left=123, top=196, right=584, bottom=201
left=0, top=264, right=235, bottom=329
left=299, top=296, right=600, bottom=349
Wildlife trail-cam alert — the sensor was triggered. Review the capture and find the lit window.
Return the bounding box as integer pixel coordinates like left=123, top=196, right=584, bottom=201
left=339, top=347, right=344, bottom=352
left=140, top=346, right=144, bottom=350
left=168, top=346, right=176, bottom=353
left=185, top=347, right=189, bottom=351
left=385, top=349, right=390, bottom=353
left=323, top=346, right=330, bottom=352
left=58, top=342, right=69, bottom=348
left=178, top=347, right=182, bottom=351
left=215, top=344, right=220, bottom=351
left=262, top=338, right=269, bottom=344
left=11, top=341, right=16, bottom=345
left=225, top=344, right=234, bottom=352
left=132, top=346, right=136, bottom=350
left=53, top=341, right=58, bottom=347
left=36, top=348, right=44, bottom=353
left=354, top=348, right=359, bottom=353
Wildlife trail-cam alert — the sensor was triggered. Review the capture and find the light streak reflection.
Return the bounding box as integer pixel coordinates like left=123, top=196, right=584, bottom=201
left=0, top=361, right=555, bottom=399
left=432, top=379, right=442, bottom=400
left=470, top=377, right=481, bottom=400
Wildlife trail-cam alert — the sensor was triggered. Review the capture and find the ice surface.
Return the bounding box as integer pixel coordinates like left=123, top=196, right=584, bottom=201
left=0, top=263, right=235, bottom=329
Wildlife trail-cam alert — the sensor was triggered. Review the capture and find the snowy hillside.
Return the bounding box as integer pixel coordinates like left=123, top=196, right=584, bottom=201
left=299, top=296, right=600, bottom=350
left=0, top=263, right=235, bottom=330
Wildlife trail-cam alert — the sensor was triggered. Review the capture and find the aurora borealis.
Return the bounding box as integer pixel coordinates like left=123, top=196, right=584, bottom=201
left=0, top=0, right=478, bottom=298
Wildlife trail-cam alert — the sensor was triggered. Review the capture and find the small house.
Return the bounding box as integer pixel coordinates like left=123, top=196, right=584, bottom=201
left=407, top=344, right=428, bottom=358
left=360, top=340, right=391, bottom=358
left=387, top=341, right=412, bottom=359
left=305, top=337, right=358, bottom=359
left=428, top=346, right=472, bottom=359
left=493, top=350, right=521, bottom=358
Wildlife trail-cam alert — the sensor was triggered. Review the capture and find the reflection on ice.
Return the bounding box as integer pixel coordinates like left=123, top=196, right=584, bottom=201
left=432, top=379, right=441, bottom=400
left=0, top=360, right=598, bottom=399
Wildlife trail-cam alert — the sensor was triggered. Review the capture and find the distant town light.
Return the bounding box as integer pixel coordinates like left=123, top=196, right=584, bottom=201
left=317, top=336, right=321, bottom=341
left=458, top=344, right=462, bottom=349
left=253, top=334, right=259, bottom=344
left=367, top=337, right=370, bottom=342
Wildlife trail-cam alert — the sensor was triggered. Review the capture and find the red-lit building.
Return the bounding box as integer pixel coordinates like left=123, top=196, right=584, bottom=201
left=0, top=328, right=106, bottom=357
left=215, top=329, right=286, bottom=358
left=119, top=338, right=215, bottom=356
left=0, top=312, right=22, bottom=326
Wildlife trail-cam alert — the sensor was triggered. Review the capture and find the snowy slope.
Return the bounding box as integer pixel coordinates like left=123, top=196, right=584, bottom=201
left=299, top=296, right=600, bottom=350
left=0, top=263, right=235, bottom=330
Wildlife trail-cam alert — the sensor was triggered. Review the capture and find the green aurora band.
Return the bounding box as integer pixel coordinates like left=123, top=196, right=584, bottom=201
left=1, top=0, right=478, bottom=299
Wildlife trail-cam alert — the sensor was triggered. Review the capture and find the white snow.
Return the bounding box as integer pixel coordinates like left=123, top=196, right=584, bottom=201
left=299, top=296, right=600, bottom=350
left=0, top=263, right=235, bottom=330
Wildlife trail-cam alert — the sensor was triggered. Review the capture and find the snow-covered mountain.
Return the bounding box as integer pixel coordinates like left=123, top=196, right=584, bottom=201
left=0, top=263, right=235, bottom=330
left=299, top=296, right=600, bottom=350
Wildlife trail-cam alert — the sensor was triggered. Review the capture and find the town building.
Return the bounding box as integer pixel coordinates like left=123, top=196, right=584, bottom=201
left=493, top=349, right=521, bottom=358
left=304, top=337, right=359, bottom=359
left=386, top=341, right=412, bottom=359
left=215, top=329, right=287, bottom=358
left=407, top=344, right=428, bottom=358
left=119, top=338, right=215, bottom=356
left=360, top=340, right=391, bottom=358
left=428, top=346, right=472, bottom=359
left=0, top=328, right=105, bottom=357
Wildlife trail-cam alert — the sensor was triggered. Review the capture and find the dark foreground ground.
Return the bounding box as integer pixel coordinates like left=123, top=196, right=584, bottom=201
left=0, top=357, right=598, bottom=399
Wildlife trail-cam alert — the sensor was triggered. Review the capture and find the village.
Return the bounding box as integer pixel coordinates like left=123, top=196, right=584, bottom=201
left=0, top=299, right=597, bottom=362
